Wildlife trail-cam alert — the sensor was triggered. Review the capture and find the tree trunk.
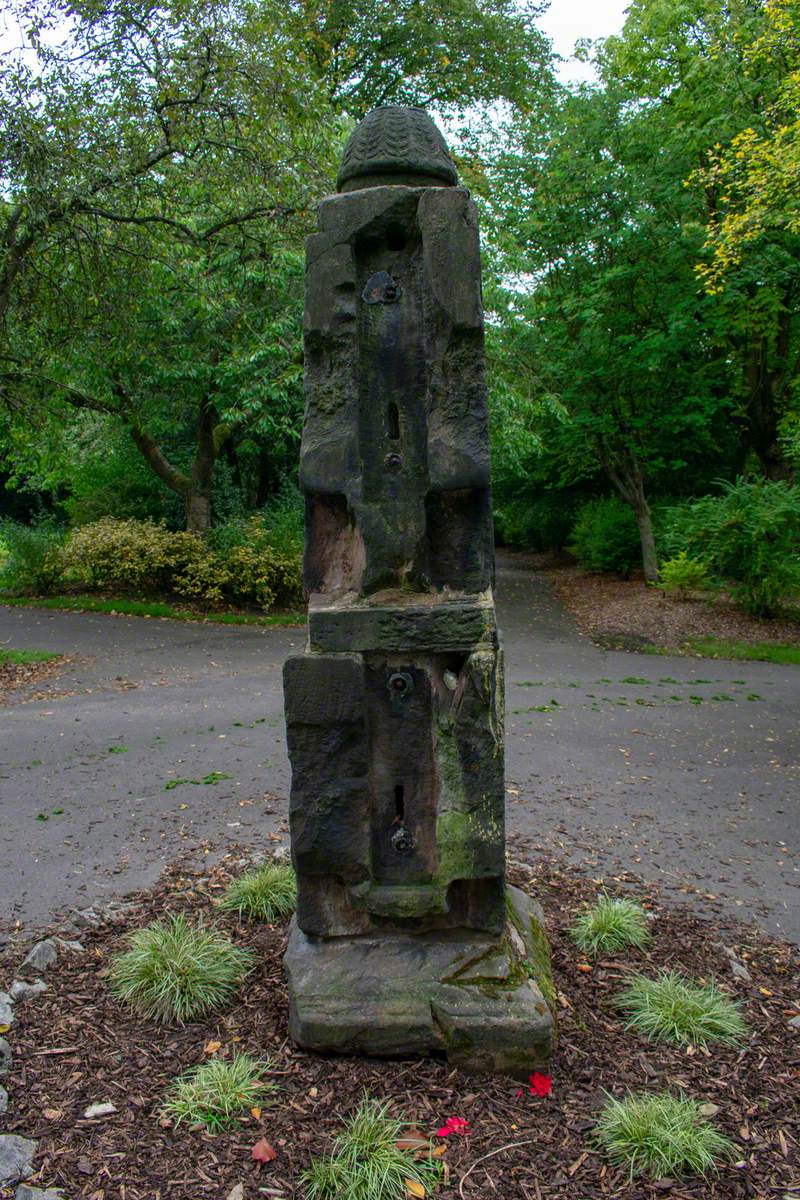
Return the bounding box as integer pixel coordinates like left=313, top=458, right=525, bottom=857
left=185, top=489, right=212, bottom=533
left=601, top=440, right=659, bottom=583
left=129, top=397, right=230, bottom=533
left=741, top=290, right=799, bottom=482
left=633, top=495, right=658, bottom=585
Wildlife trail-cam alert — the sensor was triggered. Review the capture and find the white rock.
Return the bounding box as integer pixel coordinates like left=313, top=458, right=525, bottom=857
left=226, top=1185, right=245, bottom=1200
left=0, top=1038, right=11, bottom=1075
left=0, top=1135, right=37, bottom=1187
left=83, top=1102, right=117, bottom=1119
left=20, top=940, right=58, bottom=972
left=789, top=1014, right=800, bottom=1030
left=0, top=995, right=13, bottom=1028
left=0, top=1085, right=7, bottom=1115
left=9, top=980, right=47, bottom=1003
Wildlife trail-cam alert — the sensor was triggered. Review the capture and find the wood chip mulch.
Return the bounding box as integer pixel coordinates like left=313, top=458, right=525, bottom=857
left=545, top=565, right=800, bottom=653
left=1, top=853, right=798, bottom=1200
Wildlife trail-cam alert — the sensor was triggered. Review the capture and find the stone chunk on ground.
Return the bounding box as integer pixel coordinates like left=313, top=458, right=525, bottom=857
left=9, top=980, right=47, bottom=1002
left=0, top=1135, right=37, bottom=1187
left=16, top=1186, right=66, bottom=1200
left=20, top=940, right=58, bottom=972
left=0, top=1037, right=11, bottom=1074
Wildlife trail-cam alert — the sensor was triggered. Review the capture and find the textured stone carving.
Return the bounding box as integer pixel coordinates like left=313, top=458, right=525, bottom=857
left=337, top=106, right=458, bottom=192
left=283, top=105, right=554, bottom=1078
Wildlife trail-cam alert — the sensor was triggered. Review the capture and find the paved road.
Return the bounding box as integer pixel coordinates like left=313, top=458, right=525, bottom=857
left=1, top=563, right=798, bottom=939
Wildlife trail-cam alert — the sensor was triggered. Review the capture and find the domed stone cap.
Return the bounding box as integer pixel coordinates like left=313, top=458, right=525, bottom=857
left=337, top=106, right=458, bottom=192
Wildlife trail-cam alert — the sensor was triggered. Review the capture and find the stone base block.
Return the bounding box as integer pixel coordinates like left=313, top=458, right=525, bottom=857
left=284, top=886, right=555, bottom=1079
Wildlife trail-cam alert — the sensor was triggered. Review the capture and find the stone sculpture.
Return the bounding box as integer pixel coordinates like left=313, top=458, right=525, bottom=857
left=283, top=105, right=555, bottom=1076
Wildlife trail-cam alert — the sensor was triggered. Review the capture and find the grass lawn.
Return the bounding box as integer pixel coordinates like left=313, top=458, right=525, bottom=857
left=0, top=593, right=304, bottom=627
left=680, top=637, right=800, bottom=665
left=0, top=646, right=61, bottom=665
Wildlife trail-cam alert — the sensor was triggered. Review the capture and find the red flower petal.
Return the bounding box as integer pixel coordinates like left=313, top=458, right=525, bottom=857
left=529, top=1072, right=552, bottom=1097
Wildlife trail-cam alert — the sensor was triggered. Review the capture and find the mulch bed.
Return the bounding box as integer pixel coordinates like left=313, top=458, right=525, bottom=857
left=1, top=853, right=798, bottom=1200
left=0, top=656, right=69, bottom=705
left=545, top=565, right=800, bottom=653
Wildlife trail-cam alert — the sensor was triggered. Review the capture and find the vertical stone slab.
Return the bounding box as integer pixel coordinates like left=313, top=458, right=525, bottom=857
left=283, top=105, right=554, bottom=1076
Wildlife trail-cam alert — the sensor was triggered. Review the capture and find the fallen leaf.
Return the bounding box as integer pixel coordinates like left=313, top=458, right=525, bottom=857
left=43, top=1108, right=63, bottom=1121
left=252, top=1138, right=278, bottom=1163
left=576, top=963, right=592, bottom=974
left=396, top=1132, right=429, bottom=1153
left=404, top=1181, right=426, bottom=1198
left=431, top=1144, right=447, bottom=1158
left=204, top=1040, right=222, bottom=1055
left=250, top=1106, right=262, bottom=1120
left=699, top=1103, right=720, bottom=1117
left=758, top=987, right=773, bottom=997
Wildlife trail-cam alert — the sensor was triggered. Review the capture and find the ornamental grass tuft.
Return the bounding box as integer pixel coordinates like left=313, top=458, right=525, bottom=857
left=303, top=1097, right=443, bottom=1200
left=161, top=1053, right=274, bottom=1131
left=570, top=895, right=651, bottom=956
left=110, top=913, right=254, bottom=1024
left=218, top=861, right=296, bottom=922
left=595, top=1091, right=735, bottom=1178
left=615, top=969, right=747, bottom=1047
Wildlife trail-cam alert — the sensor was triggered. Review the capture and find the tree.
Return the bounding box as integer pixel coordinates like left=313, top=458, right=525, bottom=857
left=486, top=83, right=735, bottom=580
left=1, top=0, right=555, bottom=528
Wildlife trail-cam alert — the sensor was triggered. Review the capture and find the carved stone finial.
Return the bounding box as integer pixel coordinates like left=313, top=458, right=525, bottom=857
left=337, top=105, right=458, bottom=192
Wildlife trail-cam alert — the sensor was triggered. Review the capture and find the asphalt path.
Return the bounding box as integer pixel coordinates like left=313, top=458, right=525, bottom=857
left=1, top=562, right=798, bottom=939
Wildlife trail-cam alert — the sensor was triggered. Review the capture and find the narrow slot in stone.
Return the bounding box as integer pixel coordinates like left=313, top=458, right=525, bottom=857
left=394, top=783, right=405, bottom=821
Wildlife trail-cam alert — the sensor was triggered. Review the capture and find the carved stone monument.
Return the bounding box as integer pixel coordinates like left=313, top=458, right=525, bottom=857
left=283, top=106, right=555, bottom=1077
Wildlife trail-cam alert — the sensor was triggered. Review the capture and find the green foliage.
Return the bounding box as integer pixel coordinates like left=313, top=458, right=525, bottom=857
left=494, top=494, right=578, bottom=551
left=218, top=862, right=297, bottom=923
left=615, top=970, right=748, bottom=1047
left=58, top=517, right=302, bottom=610
left=303, top=1098, right=442, bottom=1200
left=684, top=637, right=800, bottom=665
left=0, top=647, right=59, bottom=665
left=570, top=896, right=651, bottom=957
left=161, top=1053, right=274, bottom=1131
left=595, top=1091, right=735, bottom=1179
left=0, top=519, right=64, bottom=595
left=110, top=914, right=254, bottom=1024
left=662, top=479, right=800, bottom=616
left=657, top=552, right=711, bottom=598
left=569, top=499, right=642, bottom=576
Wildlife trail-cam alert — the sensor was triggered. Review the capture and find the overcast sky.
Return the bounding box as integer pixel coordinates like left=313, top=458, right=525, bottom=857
left=539, top=0, right=631, bottom=83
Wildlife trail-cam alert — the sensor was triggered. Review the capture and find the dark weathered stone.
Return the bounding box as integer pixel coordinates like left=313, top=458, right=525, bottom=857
left=283, top=104, right=553, bottom=1075
left=337, top=106, right=458, bottom=192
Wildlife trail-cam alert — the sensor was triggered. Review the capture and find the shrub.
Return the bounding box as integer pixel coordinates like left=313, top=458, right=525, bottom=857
left=0, top=519, right=65, bottom=595
left=303, top=1098, right=443, bottom=1200
left=218, top=862, right=297, bottom=922
left=494, top=495, right=578, bottom=551
left=659, top=478, right=800, bottom=616
left=615, top=970, right=747, bottom=1047
left=570, top=896, right=651, bottom=956
left=110, top=914, right=254, bottom=1023
left=569, top=497, right=641, bottom=575
left=161, top=1053, right=274, bottom=1131
left=60, top=515, right=303, bottom=610
left=595, top=1091, right=735, bottom=1178
left=657, top=551, right=711, bottom=599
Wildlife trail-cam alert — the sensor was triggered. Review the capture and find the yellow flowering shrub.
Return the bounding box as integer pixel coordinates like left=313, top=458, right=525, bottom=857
left=60, top=517, right=302, bottom=611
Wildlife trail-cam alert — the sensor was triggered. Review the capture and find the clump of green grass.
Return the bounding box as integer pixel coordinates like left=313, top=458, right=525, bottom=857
left=218, top=861, right=297, bottom=922
left=161, top=1052, right=274, bottom=1131
left=303, top=1097, right=443, bottom=1200
left=0, top=647, right=60, bottom=665
left=615, top=970, right=747, bottom=1047
left=110, top=914, right=254, bottom=1024
left=595, top=1091, right=735, bottom=1178
left=570, top=895, right=651, bottom=956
